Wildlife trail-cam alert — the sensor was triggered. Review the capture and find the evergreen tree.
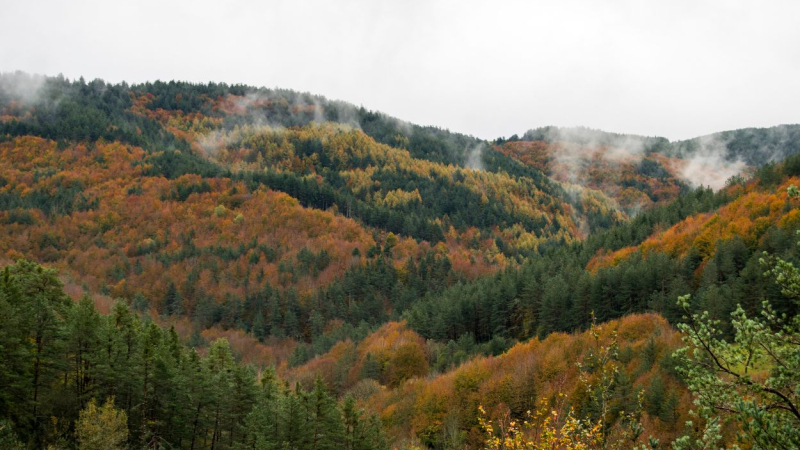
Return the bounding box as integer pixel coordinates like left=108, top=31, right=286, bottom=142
left=66, top=295, right=102, bottom=410
left=305, top=376, right=345, bottom=450
left=0, top=260, right=70, bottom=443
left=206, top=338, right=236, bottom=450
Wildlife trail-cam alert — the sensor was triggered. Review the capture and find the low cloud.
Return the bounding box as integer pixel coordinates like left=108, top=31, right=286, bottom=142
left=676, top=135, right=747, bottom=190
left=526, top=126, right=650, bottom=185
left=523, top=126, right=755, bottom=191
left=0, top=71, right=47, bottom=105
left=465, top=143, right=485, bottom=171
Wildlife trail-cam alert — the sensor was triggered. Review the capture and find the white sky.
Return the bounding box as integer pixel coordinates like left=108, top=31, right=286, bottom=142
left=2, top=0, right=799, bottom=141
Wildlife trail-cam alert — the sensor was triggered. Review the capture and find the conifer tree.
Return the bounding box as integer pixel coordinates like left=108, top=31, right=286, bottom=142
left=66, top=295, right=102, bottom=409
left=0, top=260, right=70, bottom=443
left=306, top=376, right=345, bottom=450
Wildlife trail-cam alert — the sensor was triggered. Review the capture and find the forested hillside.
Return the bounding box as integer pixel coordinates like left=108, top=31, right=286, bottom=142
left=405, top=161, right=800, bottom=344
left=506, top=124, right=800, bottom=194
left=495, top=139, right=686, bottom=214
left=1, top=71, right=799, bottom=449
left=0, top=260, right=387, bottom=450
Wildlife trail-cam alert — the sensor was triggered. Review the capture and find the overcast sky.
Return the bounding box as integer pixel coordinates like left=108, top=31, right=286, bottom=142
left=2, top=0, right=799, bottom=141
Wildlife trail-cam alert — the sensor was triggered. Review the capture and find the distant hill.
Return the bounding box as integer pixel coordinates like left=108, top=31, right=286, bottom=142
left=516, top=124, right=800, bottom=167
left=500, top=124, right=800, bottom=194
left=671, top=124, right=800, bottom=166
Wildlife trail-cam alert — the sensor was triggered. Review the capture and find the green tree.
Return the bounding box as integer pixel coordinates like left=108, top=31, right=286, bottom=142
left=305, top=376, right=345, bottom=450
left=244, top=367, right=281, bottom=449
left=673, top=232, right=800, bottom=449
left=66, top=295, right=102, bottom=409
left=0, top=420, right=24, bottom=450
left=206, top=338, right=236, bottom=450
left=342, top=395, right=388, bottom=450
left=138, top=321, right=162, bottom=447
left=0, top=259, right=70, bottom=441
left=360, top=353, right=380, bottom=381
left=280, top=384, right=306, bottom=449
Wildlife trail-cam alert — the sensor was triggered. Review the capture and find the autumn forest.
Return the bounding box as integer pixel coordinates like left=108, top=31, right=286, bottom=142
left=1, top=72, right=799, bottom=450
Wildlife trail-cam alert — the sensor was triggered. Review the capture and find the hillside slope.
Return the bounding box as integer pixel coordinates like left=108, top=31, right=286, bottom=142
left=502, top=124, right=800, bottom=198
left=0, top=73, right=623, bottom=342
left=1, top=72, right=799, bottom=450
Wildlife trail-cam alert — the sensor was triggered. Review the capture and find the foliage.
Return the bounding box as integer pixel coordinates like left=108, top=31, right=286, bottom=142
left=673, top=230, right=800, bottom=449
left=478, top=401, right=602, bottom=450
left=0, top=260, right=386, bottom=450
left=75, top=397, right=128, bottom=450
left=497, top=140, right=685, bottom=216
left=5, top=72, right=800, bottom=450
left=368, top=314, right=687, bottom=449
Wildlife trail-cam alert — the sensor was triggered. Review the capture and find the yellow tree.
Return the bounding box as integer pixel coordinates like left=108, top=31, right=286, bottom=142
left=75, top=397, right=128, bottom=450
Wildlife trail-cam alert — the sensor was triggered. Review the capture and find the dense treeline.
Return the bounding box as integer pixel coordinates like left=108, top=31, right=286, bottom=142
left=672, top=124, right=800, bottom=166
left=1, top=136, right=515, bottom=361
left=0, top=73, right=189, bottom=152
left=1, top=72, right=483, bottom=167
left=3, top=72, right=799, bottom=355
left=2, top=71, right=799, bottom=358
left=406, top=164, right=800, bottom=343
left=193, top=123, right=593, bottom=249
left=202, top=247, right=459, bottom=345
left=0, top=259, right=386, bottom=450
left=1, top=72, right=618, bottom=247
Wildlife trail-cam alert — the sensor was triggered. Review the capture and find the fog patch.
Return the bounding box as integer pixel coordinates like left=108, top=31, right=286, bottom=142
left=526, top=126, right=648, bottom=157
left=312, top=98, right=324, bottom=123
left=334, top=102, right=362, bottom=130
left=465, top=143, right=485, bottom=171
left=0, top=71, right=47, bottom=105
left=392, top=117, right=414, bottom=136
left=678, top=135, right=747, bottom=190
left=521, top=125, right=757, bottom=191
left=196, top=124, right=286, bottom=158
left=196, top=129, right=229, bottom=157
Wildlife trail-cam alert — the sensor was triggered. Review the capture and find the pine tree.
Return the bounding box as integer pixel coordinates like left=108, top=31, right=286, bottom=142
left=341, top=395, right=359, bottom=450
left=280, top=383, right=305, bottom=449
left=138, top=321, right=162, bottom=447
left=184, top=349, right=211, bottom=450
left=227, top=364, right=257, bottom=447
left=0, top=260, right=70, bottom=443
left=305, top=376, right=345, bottom=450
left=66, top=295, right=102, bottom=409
left=104, top=302, right=141, bottom=421
left=243, top=367, right=281, bottom=449
left=164, top=282, right=182, bottom=316
left=360, top=353, right=380, bottom=381
left=206, top=338, right=235, bottom=450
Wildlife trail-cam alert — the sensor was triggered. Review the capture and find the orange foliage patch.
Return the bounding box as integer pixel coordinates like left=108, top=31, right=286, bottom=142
left=0, top=137, right=378, bottom=310
left=497, top=140, right=684, bottom=213
left=366, top=314, right=689, bottom=448
left=588, top=177, right=800, bottom=271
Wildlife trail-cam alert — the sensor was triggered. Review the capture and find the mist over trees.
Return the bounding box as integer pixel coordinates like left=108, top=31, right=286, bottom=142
left=1, top=72, right=799, bottom=449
